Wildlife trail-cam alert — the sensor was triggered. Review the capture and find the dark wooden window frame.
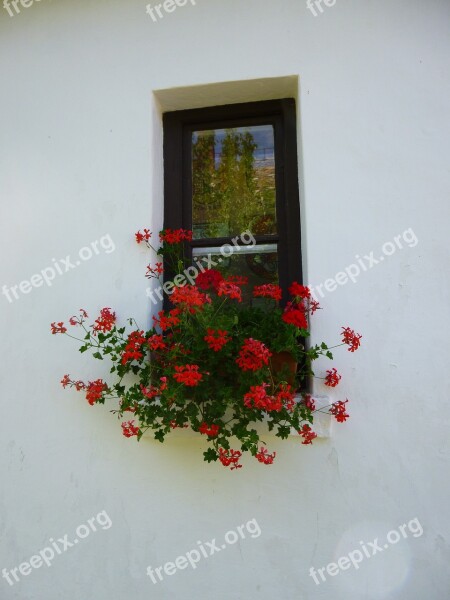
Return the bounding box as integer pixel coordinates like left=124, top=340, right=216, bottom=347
left=163, top=98, right=303, bottom=304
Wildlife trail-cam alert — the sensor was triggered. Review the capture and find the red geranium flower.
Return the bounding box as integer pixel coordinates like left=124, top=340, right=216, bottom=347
left=145, top=262, right=163, bottom=279
left=69, top=309, right=88, bottom=327
left=50, top=322, right=67, bottom=335
left=324, top=368, right=342, bottom=388
left=226, top=275, right=248, bottom=286
left=341, top=327, right=362, bottom=352
left=170, top=420, right=189, bottom=429
left=329, top=399, right=350, bottom=422
left=299, top=424, right=317, bottom=445
left=199, top=422, right=220, bottom=437
left=121, top=420, right=140, bottom=438
left=276, top=384, right=296, bottom=411
left=253, top=284, right=282, bottom=301
left=204, top=329, right=230, bottom=352
left=147, top=334, right=166, bottom=351
left=309, top=299, right=321, bottom=314
left=135, top=229, right=151, bottom=244
left=171, top=285, right=210, bottom=310
left=140, top=384, right=159, bottom=399
left=303, top=394, right=316, bottom=411
left=173, top=365, right=203, bottom=386
left=289, top=282, right=311, bottom=299
left=217, top=281, right=242, bottom=302
left=218, top=448, right=242, bottom=470
left=121, top=330, right=146, bottom=365
left=255, top=447, right=276, bottom=464
left=195, top=269, right=224, bottom=291
left=159, top=229, right=193, bottom=244
left=243, top=383, right=293, bottom=412
left=85, top=379, right=107, bottom=406
left=236, top=338, right=271, bottom=372
left=153, top=309, right=181, bottom=331
left=282, top=305, right=308, bottom=329
left=93, top=308, right=116, bottom=333
left=60, top=374, right=71, bottom=388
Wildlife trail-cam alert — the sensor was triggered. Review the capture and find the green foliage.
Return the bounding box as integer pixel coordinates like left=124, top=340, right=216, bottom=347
left=56, top=230, right=358, bottom=468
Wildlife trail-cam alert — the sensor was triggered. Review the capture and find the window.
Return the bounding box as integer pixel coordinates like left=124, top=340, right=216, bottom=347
left=163, top=99, right=302, bottom=304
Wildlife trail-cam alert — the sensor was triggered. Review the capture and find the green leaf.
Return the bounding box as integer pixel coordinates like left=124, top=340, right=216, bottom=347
left=203, top=448, right=218, bottom=463
left=93, top=352, right=103, bottom=360
left=154, top=430, right=165, bottom=443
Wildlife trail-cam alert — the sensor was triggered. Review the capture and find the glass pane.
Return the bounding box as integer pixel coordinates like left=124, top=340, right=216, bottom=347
left=192, top=124, right=277, bottom=239
left=192, top=246, right=279, bottom=305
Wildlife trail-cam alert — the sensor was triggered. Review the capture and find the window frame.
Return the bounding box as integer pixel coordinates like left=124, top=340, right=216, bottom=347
left=162, top=98, right=303, bottom=304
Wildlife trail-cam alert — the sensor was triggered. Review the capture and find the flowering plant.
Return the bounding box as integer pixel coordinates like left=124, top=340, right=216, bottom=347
left=52, top=229, right=362, bottom=469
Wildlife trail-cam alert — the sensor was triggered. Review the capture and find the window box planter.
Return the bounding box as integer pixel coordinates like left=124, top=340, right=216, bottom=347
left=53, top=228, right=361, bottom=469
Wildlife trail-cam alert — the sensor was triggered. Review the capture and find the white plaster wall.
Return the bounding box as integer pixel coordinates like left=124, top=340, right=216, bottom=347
left=0, top=0, right=449, bottom=598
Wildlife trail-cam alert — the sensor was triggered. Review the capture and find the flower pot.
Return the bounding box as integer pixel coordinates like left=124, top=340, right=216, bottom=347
left=270, top=351, right=298, bottom=387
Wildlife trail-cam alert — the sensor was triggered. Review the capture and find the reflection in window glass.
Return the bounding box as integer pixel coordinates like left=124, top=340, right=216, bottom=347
left=192, top=125, right=277, bottom=239
left=193, top=247, right=278, bottom=305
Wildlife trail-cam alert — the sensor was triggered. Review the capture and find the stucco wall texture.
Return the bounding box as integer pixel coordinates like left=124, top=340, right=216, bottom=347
left=1, top=0, right=449, bottom=598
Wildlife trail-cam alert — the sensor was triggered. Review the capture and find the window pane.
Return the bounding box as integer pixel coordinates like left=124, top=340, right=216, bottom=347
left=192, top=124, right=277, bottom=239
left=192, top=245, right=278, bottom=304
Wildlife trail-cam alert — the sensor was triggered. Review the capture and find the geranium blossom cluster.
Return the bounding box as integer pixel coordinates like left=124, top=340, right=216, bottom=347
left=255, top=447, right=276, bottom=464
left=153, top=308, right=181, bottom=332
left=171, top=285, right=210, bottom=311
left=243, top=383, right=295, bottom=412
left=324, top=368, right=341, bottom=388
left=93, top=308, right=116, bottom=333
left=122, top=330, right=146, bottom=364
left=199, top=422, right=220, bottom=437
left=141, top=377, right=168, bottom=400
left=236, top=338, right=272, bottom=372
left=135, top=229, right=151, bottom=244
left=299, top=424, right=317, bottom=445
left=204, top=329, right=230, bottom=352
left=60, top=375, right=107, bottom=406
left=173, top=364, right=203, bottom=386
left=218, top=448, right=242, bottom=470
left=159, top=228, right=192, bottom=244
left=52, top=228, right=363, bottom=468
left=146, top=262, right=163, bottom=279
left=341, top=327, right=362, bottom=352
left=122, top=421, right=140, bottom=438
left=329, top=399, right=350, bottom=422
left=69, top=308, right=88, bottom=326
left=147, top=334, right=166, bottom=351
left=253, top=284, right=282, bottom=301
left=217, top=280, right=242, bottom=302
left=195, top=269, right=224, bottom=290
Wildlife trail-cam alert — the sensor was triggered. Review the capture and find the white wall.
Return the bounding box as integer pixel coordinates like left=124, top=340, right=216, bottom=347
left=1, top=0, right=449, bottom=598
